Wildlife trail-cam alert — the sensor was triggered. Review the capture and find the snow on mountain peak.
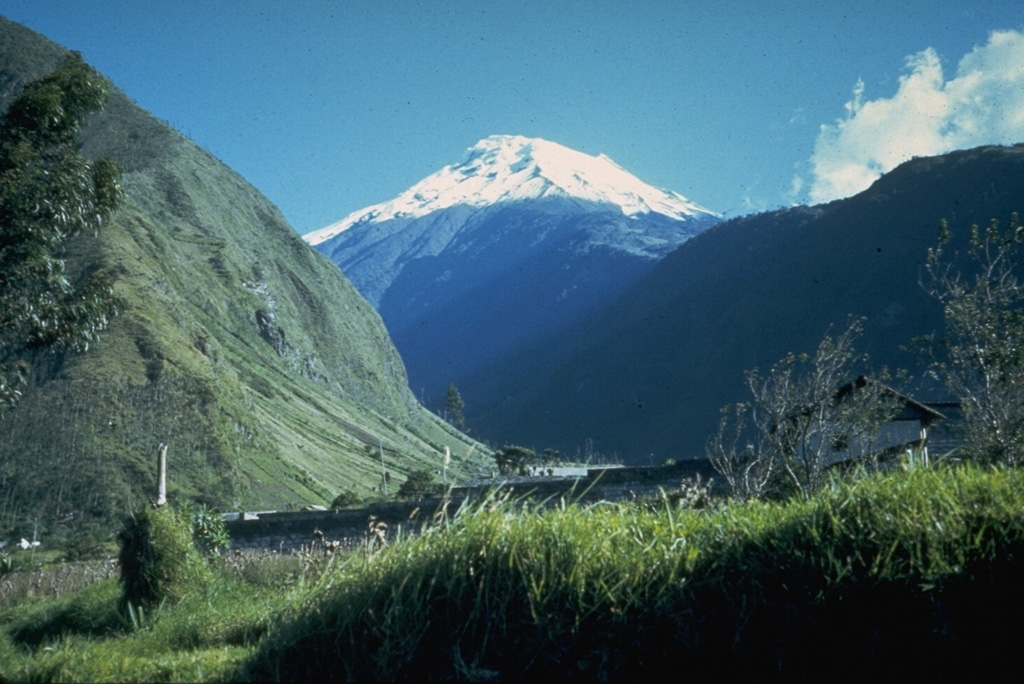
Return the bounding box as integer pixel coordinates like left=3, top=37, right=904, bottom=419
left=305, top=135, right=718, bottom=245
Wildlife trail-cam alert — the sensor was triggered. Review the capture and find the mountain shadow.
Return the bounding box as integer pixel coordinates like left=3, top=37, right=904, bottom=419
left=311, top=136, right=719, bottom=424
left=474, top=143, right=1024, bottom=462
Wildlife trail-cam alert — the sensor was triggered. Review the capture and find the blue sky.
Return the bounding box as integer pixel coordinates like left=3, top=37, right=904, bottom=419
left=2, top=1, right=1022, bottom=232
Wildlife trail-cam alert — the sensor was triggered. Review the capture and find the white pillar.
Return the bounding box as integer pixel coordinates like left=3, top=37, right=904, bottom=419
left=157, top=443, right=168, bottom=506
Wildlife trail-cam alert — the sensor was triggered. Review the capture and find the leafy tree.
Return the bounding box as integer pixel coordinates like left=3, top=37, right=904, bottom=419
left=492, top=444, right=536, bottom=476
left=444, top=382, right=465, bottom=427
left=924, top=214, right=1024, bottom=464
left=541, top=448, right=563, bottom=467
left=330, top=489, right=364, bottom=509
left=396, top=468, right=442, bottom=500
left=0, top=52, right=122, bottom=416
left=708, top=319, right=900, bottom=500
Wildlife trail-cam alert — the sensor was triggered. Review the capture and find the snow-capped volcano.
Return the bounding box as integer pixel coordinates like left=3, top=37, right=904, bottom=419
left=307, top=135, right=720, bottom=430
left=304, top=135, right=717, bottom=245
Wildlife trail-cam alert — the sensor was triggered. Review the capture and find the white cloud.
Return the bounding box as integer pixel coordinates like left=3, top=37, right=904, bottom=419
left=804, top=30, right=1024, bottom=204
left=788, top=174, right=803, bottom=200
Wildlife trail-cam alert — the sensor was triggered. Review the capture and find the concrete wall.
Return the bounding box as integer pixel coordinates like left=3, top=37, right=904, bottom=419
left=224, top=500, right=448, bottom=552
left=225, top=461, right=719, bottom=551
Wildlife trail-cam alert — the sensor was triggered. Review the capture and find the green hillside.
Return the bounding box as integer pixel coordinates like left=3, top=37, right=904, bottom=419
left=0, top=17, right=484, bottom=535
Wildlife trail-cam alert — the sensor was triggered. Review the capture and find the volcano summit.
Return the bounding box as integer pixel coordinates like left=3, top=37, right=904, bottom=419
left=307, top=135, right=719, bottom=427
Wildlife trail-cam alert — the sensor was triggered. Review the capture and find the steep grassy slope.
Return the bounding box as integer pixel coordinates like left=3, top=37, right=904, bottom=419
left=0, top=17, right=483, bottom=533
left=476, top=144, right=1024, bottom=462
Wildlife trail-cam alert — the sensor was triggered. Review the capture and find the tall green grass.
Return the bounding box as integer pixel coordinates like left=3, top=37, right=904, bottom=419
left=3, top=465, right=1024, bottom=681
left=0, top=561, right=313, bottom=682
left=245, top=464, right=1024, bottom=680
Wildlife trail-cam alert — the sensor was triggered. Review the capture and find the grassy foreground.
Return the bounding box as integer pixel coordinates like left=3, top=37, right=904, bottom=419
left=4, top=464, right=1024, bottom=681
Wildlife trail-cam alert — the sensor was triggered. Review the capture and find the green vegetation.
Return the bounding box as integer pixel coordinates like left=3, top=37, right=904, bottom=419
left=117, top=505, right=213, bottom=612
left=0, top=52, right=121, bottom=415
left=239, top=464, right=1024, bottom=679
left=925, top=213, right=1024, bottom=464
left=492, top=444, right=537, bottom=475
left=0, top=20, right=487, bottom=540
left=329, top=489, right=364, bottom=509
left=395, top=468, right=442, bottom=500
left=444, top=382, right=465, bottom=427
left=178, top=501, right=231, bottom=555
left=1, top=464, right=1022, bottom=681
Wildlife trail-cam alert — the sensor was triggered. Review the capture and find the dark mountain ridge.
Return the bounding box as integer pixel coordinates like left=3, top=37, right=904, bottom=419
left=376, top=203, right=697, bottom=403
left=474, top=143, right=1024, bottom=462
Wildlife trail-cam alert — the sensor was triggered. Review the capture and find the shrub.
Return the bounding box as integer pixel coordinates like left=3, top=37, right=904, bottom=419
left=396, top=469, right=442, bottom=500
left=117, top=505, right=213, bottom=612
left=178, top=501, right=230, bottom=555
left=62, top=522, right=110, bottom=562
left=330, top=489, right=363, bottom=509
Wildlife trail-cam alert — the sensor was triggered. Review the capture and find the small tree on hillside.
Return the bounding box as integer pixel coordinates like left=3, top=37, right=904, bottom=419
left=444, top=383, right=465, bottom=428
left=924, top=215, right=1024, bottom=464
left=0, top=53, right=122, bottom=416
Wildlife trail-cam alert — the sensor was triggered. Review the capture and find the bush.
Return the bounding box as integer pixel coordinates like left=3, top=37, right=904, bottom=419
left=62, top=522, right=110, bottom=562
left=396, top=469, right=442, bottom=500
left=117, top=505, right=213, bottom=612
left=178, top=501, right=230, bottom=555
left=492, top=445, right=536, bottom=475
left=330, top=489, right=364, bottom=509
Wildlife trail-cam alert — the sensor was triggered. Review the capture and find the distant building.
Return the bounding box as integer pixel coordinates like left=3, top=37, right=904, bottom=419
left=920, top=401, right=965, bottom=460
left=830, top=376, right=948, bottom=468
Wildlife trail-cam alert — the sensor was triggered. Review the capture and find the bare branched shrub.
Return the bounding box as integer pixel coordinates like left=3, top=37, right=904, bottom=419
left=707, top=403, right=776, bottom=500
left=924, top=214, right=1024, bottom=464
left=709, top=319, right=901, bottom=500
left=0, top=560, right=118, bottom=609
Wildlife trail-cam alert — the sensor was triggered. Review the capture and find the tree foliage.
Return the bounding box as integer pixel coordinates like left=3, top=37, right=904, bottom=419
left=396, top=468, right=442, bottom=500
left=925, top=214, right=1024, bottom=464
left=330, top=489, right=364, bottom=509
left=177, top=500, right=230, bottom=555
left=444, top=382, right=465, bottom=427
left=708, top=319, right=900, bottom=500
left=0, top=52, right=122, bottom=415
left=492, top=445, right=537, bottom=476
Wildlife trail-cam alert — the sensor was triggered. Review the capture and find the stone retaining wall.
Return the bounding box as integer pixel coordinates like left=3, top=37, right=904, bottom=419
left=225, top=461, right=719, bottom=551
left=224, top=500, right=450, bottom=552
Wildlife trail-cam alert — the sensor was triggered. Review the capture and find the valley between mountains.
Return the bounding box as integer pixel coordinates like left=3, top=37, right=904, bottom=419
left=3, top=13, right=1024, bottom=534
left=309, top=133, right=1024, bottom=464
